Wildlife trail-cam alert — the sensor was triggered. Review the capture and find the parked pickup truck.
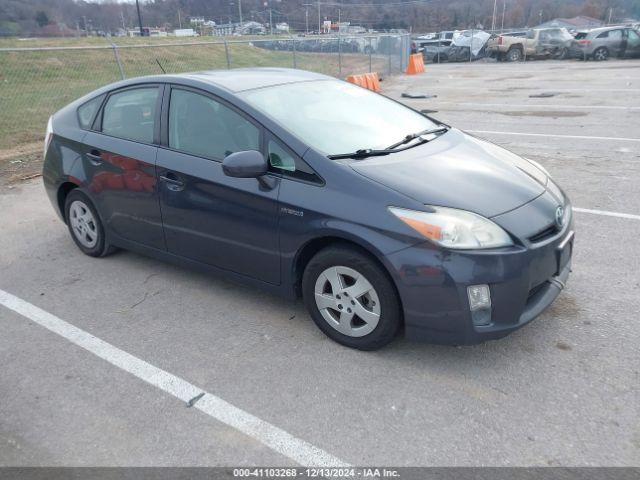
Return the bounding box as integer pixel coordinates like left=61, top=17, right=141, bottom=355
left=487, top=28, right=574, bottom=61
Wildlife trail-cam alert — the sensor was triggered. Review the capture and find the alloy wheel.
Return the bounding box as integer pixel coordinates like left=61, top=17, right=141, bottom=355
left=594, top=48, right=608, bottom=61
left=69, top=200, right=98, bottom=248
left=314, top=266, right=381, bottom=337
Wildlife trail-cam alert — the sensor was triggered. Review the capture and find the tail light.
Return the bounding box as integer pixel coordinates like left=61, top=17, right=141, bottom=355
left=577, top=39, right=591, bottom=45
left=44, top=116, right=53, bottom=158
left=498, top=36, right=503, bottom=45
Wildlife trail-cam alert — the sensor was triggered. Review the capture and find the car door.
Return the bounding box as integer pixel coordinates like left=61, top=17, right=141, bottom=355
left=156, top=85, right=281, bottom=284
left=623, top=29, right=640, bottom=58
left=607, top=29, right=624, bottom=56
left=81, top=84, right=165, bottom=250
left=525, top=30, right=537, bottom=57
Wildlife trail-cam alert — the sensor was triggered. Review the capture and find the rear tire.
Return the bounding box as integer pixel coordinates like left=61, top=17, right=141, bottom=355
left=64, top=190, right=115, bottom=257
left=593, top=47, right=609, bottom=61
left=506, top=46, right=523, bottom=62
left=302, top=245, right=401, bottom=350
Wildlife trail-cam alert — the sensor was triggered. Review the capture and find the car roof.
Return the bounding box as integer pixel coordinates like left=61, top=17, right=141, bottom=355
left=179, top=67, right=331, bottom=93
left=586, top=26, right=626, bottom=34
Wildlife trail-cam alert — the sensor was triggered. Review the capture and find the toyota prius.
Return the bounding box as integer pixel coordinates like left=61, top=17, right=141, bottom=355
left=43, top=68, right=573, bottom=350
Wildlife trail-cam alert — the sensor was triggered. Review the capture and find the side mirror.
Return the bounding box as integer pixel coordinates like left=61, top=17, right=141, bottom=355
left=222, top=150, right=268, bottom=178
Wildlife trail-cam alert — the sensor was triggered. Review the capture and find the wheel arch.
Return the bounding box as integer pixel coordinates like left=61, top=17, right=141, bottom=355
left=291, top=236, right=404, bottom=318
left=57, top=181, right=80, bottom=222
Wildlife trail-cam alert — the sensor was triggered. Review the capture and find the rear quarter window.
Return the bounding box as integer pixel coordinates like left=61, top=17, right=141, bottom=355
left=77, top=95, right=104, bottom=130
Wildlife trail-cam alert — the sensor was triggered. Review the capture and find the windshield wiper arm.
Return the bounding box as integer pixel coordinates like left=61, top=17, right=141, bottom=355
left=385, top=126, right=449, bottom=150
left=328, top=127, right=451, bottom=160
left=327, top=148, right=396, bottom=160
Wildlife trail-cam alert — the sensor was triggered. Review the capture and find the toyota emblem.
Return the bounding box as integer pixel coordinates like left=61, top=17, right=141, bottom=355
left=555, top=206, right=564, bottom=228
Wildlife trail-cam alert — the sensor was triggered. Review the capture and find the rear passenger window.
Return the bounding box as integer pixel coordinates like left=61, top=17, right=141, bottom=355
left=608, top=30, right=622, bottom=40
left=169, top=88, right=260, bottom=160
left=597, top=31, right=609, bottom=39
left=102, top=87, right=158, bottom=144
left=77, top=95, right=104, bottom=130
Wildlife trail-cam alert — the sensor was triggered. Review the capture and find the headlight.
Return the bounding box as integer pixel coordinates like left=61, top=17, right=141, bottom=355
left=389, top=206, right=513, bottom=249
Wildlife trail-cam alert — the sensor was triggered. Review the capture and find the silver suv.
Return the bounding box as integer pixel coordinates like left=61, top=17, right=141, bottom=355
left=570, top=26, right=640, bottom=60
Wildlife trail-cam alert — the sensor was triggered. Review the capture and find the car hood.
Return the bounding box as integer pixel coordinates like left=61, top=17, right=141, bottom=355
left=350, top=128, right=548, bottom=218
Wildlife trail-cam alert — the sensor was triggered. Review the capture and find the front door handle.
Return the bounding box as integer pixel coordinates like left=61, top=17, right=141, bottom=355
left=160, top=173, right=185, bottom=191
left=86, top=150, right=103, bottom=166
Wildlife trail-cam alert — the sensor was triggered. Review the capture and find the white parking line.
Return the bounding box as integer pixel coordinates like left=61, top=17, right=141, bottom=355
left=574, top=207, right=640, bottom=221
left=0, top=289, right=348, bottom=468
left=467, top=130, right=640, bottom=143
left=421, top=86, right=640, bottom=93
left=437, top=102, right=639, bottom=111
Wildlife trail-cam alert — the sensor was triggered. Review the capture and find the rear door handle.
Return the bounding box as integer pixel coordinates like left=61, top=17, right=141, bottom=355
left=86, top=150, right=103, bottom=166
left=160, top=173, right=185, bottom=191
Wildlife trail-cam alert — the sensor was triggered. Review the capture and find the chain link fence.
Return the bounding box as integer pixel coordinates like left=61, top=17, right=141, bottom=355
left=0, top=34, right=410, bottom=152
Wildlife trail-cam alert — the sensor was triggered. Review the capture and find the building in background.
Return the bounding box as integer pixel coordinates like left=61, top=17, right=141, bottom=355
left=535, top=15, right=604, bottom=30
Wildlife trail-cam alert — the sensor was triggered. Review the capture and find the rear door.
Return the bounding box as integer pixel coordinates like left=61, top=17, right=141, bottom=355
left=623, top=29, right=640, bottom=58
left=82, top=85, right=165, bottom=250
left=156, top=85, right=281, bottom=284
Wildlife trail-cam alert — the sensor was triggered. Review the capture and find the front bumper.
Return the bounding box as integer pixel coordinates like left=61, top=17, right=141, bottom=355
left=385, top=220, right=574, bottom=345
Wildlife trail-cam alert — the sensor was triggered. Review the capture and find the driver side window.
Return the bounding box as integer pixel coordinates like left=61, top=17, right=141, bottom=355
left=168, top=88, right=259, bottom=160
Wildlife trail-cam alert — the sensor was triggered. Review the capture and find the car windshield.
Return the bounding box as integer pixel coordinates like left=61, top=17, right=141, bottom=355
left=239, top=80, right=438, bottom=156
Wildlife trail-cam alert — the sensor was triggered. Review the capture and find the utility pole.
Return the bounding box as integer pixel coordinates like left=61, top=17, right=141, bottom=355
left=501, top=0, right=506, bottom=31
left=303, top=3, right=312, bottom=34
left=608, top=7, right=613, bottom=25
left=177, top=9, right=182, bottom=29
left=317, top=0, right=321, bottom=34
left=238, top=0, right=243, bottom=25
left=269, top=8, right=273, bottom=35
left=491, top=0, right=497, bottom=31
left=135, top=0, right=144, bottom=37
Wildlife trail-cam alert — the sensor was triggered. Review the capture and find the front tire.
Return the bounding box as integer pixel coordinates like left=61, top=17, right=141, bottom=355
left=302, top=245, right=401, bottom=350
left=64, top=190, right=114, bottom=257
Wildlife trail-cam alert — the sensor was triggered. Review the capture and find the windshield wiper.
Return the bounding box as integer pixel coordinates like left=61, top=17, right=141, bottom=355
left=327, top=148, right=397, bottom=160
left=327, top=126, right=450, bottom=161
left=385, top=126, right=449, bottom=150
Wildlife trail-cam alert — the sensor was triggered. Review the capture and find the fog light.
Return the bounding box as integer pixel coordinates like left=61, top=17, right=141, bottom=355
left=467, top=284, right=492, bottom=326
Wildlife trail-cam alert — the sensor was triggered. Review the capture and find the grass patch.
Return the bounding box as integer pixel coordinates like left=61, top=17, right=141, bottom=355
left=0, top=36, right=395, bottom=152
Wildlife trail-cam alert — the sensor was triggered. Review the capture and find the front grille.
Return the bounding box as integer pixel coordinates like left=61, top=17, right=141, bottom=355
left=528, top=224, right=559, bottom=243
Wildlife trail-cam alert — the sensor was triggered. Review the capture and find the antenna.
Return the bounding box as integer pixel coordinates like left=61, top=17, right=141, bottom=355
left=155, top=59, right=166, bottom=74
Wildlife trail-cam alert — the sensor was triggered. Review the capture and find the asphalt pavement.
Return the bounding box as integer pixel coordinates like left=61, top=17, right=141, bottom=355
left=1, top=59, right=639, bottom=467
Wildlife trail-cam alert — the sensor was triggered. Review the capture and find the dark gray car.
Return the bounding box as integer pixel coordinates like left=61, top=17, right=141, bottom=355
left=43, top=68, right=574, bottom=350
